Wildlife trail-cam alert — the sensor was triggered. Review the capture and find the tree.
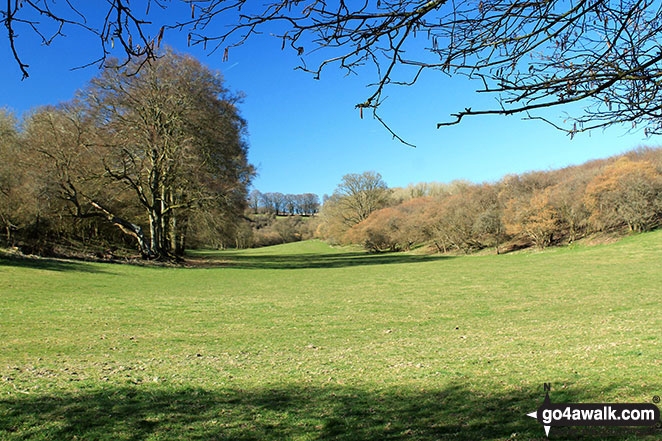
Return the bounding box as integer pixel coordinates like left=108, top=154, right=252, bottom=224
left=316, top=194, right=351, bottom=244
left=16, top=51, right=253, bottom=259
left=504, top=189, right=559, bottom=249
left=423, top=192, right=482, bottom=253
left=348, top=197, right=429, bottom=252
left=248, top=190, right=261, bottom=214
left=22, top=103, right=155, bottom=256
left=301, top=193, right=320, bottom=215
left=470, top=185, right=507, bottom=254
left=83, top=50, right=252, bottom=258
left=391, top=181, right=470, bottom=204
left=346, top=207, right=403, bottom=252
left=333, top=172, right=390, bottom=225
left=273, top=216, right=303, bottom=242
left=0, top=109, right=29, bottom=245
left=473, top=208, right=506, bottom=254
left=5, top=2, right=662, bottom=142
left=585, top=158, right=662, bottom=232
left=547, top=178, right=592, bottom=243
left=268, top=192, right=285, bottom=216
left=283, top=194, right=297, bottom=215
left=260, top=193, right=274, bottom=215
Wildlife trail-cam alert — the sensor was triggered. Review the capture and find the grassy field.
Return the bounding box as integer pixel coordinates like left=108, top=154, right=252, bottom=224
left=1, top=233, right=662, bottom=440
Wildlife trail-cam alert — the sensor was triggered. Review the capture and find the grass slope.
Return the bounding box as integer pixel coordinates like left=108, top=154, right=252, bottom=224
left=1, top=234, right=662, bottom=440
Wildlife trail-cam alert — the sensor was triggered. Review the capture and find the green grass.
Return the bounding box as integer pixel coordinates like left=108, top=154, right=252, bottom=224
left=1, top=233, right=662, bottom=440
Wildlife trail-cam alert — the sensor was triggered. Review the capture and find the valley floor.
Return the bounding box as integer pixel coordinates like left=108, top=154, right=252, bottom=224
left=1, top=234, right=661, bottom=440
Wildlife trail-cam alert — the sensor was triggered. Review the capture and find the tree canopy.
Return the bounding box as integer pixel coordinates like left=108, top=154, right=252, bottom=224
left=2, top=50, right=253, bottom=260
left=3, top=1, right=662, bottom=142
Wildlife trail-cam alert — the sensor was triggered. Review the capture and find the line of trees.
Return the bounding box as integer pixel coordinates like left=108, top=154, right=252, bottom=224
left=231, top=190, right=321, bottom=249
left=0, top=50, right=253, bottom=260
left=318, top=149, right=662, bottom=253
left=248, top=191, right=319, bottom=216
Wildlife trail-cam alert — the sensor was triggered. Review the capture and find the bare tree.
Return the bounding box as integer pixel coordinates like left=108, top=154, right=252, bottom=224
left=14, top=51, right=252, bottom=259
left=471, top=185, right=506, bottom=254
left=334, top=171, right=390, bottom=225
left=270, top=192, right=285, bottom=216
left=22, top=104, right=154, bottom=256
left=260, top=192, right=274, bottom=215
left=301, top=193, right=320, bottom=215
left=585, top=157, right=662, bottom=232
left=248, top=190, right=262, bottom=214
left=283, top=194, right=297, bottom=215
left=0, top=109, right=24, bottom=244
left=5, top=1, right=662, bottom=142
left=84, top=50, right=252, bottom=258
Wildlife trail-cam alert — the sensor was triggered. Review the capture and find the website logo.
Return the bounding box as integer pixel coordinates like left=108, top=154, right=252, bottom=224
left=527, top=384, right=660, bottom=437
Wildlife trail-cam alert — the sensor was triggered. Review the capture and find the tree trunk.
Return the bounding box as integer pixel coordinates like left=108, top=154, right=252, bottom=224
left=86, top=199, right=153, bottom=258
left=149, top=211, right=165, bottom=258
left=176, top=216, right=187, bottom=256
left=160, top=186, right=170, bottom=254
left=169, top=212, right=177, bottom=254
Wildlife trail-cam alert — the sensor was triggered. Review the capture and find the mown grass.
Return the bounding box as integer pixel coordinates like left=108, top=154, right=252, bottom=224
left=1, top=233, right=661, bottom=440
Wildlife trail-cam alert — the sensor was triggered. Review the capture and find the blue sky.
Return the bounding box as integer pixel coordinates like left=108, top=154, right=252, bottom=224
left=1, top=3, right=657, bottom=197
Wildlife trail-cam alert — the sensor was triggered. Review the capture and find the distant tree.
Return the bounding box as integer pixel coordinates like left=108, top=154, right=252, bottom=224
left=273, top=216, right=303, bottom=242
left=316, top=194, right=349, bottom=244
left=504, top=189, right=558, bottom=249
left=270, top=192, right=285, bottom=216
left=283, top=194, right=297, bottom=215
left=348, top=197, right=429, bottom=252
left=260, top=193, right=274, bottom=214
left=248, top=190, right=261, bottom=214
left=301, top=193, right=320, bottom=215
left=585, top=158, right=662, bottom=232
left=471, top=185, right=507, bottom=254
left=473, top=209, right=505, bottom=254
left=391, top=180, right=473, bottom=204
left=252, top=192, right=318, bottom=216
left=391, top=183, right=425, bottom=204
left=423, top=192, right=482, bottom=253
left=334, top=171, right=390, bottom=225
left=627, top=147, right=662, bottom=170
left=420, top=197, right=454, bottom=254
left=547, top=178, right=592, bottom=243
left=346, top=207, right=402, bottom=252
left=293, top=194, right=305, bottom=215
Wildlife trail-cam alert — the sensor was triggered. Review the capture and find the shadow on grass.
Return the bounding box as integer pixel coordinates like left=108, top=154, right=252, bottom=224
left=208, top=252, right=451, bottom=270
left=1, top=383, right=658, bottom=440
left=0, top=253, right=109, bottom=274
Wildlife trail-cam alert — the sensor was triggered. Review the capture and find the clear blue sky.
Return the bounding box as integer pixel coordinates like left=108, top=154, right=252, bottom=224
left=1, top=4, right=657, bottom=198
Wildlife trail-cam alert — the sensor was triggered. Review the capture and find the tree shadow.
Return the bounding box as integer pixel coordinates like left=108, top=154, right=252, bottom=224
left=205, top=252, right=451, bottom=270
left=0, top=253, right=109, bottom=274
left=1, top=383, right=657, bottom=440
